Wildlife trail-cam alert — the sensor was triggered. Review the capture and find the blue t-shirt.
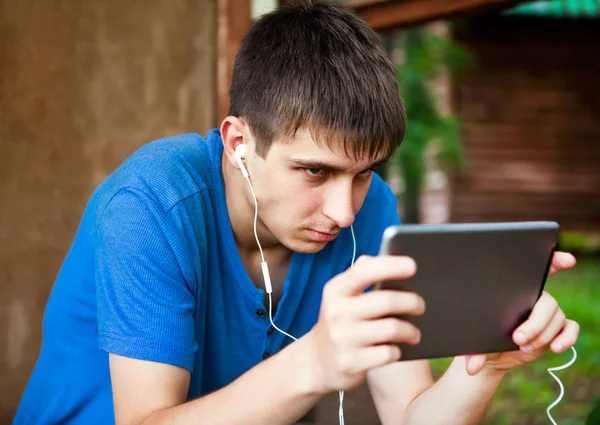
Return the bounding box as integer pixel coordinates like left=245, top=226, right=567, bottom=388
left=13, top=129, right=401, bottom=425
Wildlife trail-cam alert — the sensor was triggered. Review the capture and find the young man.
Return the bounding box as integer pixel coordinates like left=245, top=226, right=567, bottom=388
left=14, top=2, right=579, bottom=425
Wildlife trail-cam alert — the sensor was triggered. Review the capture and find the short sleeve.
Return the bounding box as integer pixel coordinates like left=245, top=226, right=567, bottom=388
left=94, top=188, right=197, bottom=372
left=380, top=184, right=402, bottom=228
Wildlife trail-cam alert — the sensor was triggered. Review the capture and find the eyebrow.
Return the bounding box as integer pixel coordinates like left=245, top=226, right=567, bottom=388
left=287, top=157, right=388, bottom=173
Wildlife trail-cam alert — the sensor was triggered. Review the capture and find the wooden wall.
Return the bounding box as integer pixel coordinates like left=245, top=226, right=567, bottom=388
left=0, top=0, right=216, bottom=421
left=451, top=17, right=600, bottom=232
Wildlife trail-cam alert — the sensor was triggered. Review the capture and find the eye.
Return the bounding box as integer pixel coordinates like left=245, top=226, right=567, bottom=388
left=358, top=168, right=374, bottom=177
left=303, top=168, right=326, bottom=177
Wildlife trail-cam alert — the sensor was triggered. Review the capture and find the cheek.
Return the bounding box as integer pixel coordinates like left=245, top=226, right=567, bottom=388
left=277, top=179, right=323, bottom=218
left=284, top=184, right=322, bottom=218
left=297, top=189, right=322, bottom=216
left=255, top=171, right=318, bottom=213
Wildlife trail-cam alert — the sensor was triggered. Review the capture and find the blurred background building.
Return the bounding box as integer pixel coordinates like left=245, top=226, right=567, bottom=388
left=1, top=0, right=598, bottom=423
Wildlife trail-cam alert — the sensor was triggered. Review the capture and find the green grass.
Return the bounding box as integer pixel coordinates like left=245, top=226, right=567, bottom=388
left=429, top=257, right=600, bottom=425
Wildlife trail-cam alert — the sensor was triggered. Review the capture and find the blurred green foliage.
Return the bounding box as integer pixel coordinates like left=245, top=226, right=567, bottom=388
left=429, top=258, right=600, bottom=425
left=559, top=232, right=600, bottom=256
left=392, top=28, right=472, bottom=223
left=586, top=398, right=600, bottom=425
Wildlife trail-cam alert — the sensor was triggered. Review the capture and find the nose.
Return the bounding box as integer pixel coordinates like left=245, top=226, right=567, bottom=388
left=322, top=183, right=356, bottom=229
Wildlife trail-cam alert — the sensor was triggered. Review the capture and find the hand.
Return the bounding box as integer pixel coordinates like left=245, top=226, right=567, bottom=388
left=465, top=251, right=580, bottom=375
left=305, top=255, right=425, bottom=394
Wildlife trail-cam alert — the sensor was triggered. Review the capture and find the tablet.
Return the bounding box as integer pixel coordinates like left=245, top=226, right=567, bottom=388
left=376, top=221, right=559, bottom=361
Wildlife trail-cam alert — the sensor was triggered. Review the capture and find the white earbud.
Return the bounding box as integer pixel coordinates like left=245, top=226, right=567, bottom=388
left=235, top=144, right=249, bottom=178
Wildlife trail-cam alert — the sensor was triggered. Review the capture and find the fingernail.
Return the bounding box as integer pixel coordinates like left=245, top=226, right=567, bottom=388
left=514, top=331, right=528, bottom=345
left=552, top=343, right=564, bottom=352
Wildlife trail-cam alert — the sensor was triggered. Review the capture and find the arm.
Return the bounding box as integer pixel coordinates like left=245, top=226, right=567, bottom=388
left=367, top=357, right=505, bottom=425
left=403, top=357, right=505, bottom=425
left=110, top=335, right=322, bottom=425
left=108, top=254, right=427, bottom=425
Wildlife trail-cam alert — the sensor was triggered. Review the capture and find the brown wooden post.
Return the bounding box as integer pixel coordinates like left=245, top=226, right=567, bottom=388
left=217, top=0, right=252, bottom=125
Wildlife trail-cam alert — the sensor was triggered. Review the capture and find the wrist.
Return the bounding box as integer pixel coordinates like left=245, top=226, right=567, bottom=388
left=293, top=331, right=329, bottom=397
left=477, top=362, right=509, bottom=380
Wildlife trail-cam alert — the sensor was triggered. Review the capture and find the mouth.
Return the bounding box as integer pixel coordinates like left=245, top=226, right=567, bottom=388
left=307, top=229, right=339, bottom=242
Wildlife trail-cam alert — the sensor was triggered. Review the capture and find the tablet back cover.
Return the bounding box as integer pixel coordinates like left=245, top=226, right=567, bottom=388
left=378, top=222, right=558, bottom=361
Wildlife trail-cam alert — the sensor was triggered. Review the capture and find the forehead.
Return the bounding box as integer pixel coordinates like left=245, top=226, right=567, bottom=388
left=267, top=128, right=386, bottom=168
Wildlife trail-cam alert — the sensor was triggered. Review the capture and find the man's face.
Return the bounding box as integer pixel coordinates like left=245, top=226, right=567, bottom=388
left=245, top=128, right=386, bottom=254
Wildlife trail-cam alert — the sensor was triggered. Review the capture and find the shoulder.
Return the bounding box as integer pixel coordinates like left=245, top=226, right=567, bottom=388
left=93, top=132, right=217, bottom=215
left=359, top=172, right=400, bottom=223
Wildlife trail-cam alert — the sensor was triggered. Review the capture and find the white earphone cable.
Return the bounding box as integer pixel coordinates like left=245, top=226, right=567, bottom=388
left=244, top=174, right=298, bottom=342
left=243, top=168, right=354, bottom=425
left=245, top=175, right=266, bottom=264
left=337, top=225, right=356, bottom=425
left=546, top=346, right=577, bottom=425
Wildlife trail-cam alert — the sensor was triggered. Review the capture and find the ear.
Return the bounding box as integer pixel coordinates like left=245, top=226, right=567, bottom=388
left=220, top=116, right=250, bottom=170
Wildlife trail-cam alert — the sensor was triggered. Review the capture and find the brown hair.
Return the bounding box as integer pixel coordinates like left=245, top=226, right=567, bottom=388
left=228, top=0, right=405, bottom=161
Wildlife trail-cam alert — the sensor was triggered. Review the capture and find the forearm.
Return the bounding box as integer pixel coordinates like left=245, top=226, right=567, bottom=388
left=140, top=336, right=322, bottom=425
left=403, top=358, right=506, bottom=425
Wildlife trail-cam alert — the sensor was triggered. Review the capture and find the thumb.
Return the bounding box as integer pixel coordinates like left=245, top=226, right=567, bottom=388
left=465, top=354, right=487, bottom=375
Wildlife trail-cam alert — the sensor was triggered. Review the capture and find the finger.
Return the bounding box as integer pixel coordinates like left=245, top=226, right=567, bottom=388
left=548, top=251, right=576, bottom=275
left=357, top=344, right=402, bottom=372
left=521, top=308, right=566, bottom=353
left=513, top=292, right=559, bottom=345
left=550, top=319, right=580, bottom=353
left=348, top=290, right=425, bottom=320
left=333, top=255, right=417, bottom=296
left=465, top=354, right=487, bottom=376
left=351, top=318, right=421, bottom=347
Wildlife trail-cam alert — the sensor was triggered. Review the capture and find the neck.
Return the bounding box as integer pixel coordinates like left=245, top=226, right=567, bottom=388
left=222, top=153, right=290, bottom=261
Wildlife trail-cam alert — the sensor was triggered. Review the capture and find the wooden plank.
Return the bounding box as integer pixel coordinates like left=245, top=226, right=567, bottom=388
left=348, top=0, right=526, bottom=30
left=217, top=0, right=251, bottom=124
left=449, top=19, right=600, bottom=232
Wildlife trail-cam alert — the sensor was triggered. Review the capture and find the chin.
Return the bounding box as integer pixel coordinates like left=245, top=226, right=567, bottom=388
left=284, top=237, right=329, bottom=254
